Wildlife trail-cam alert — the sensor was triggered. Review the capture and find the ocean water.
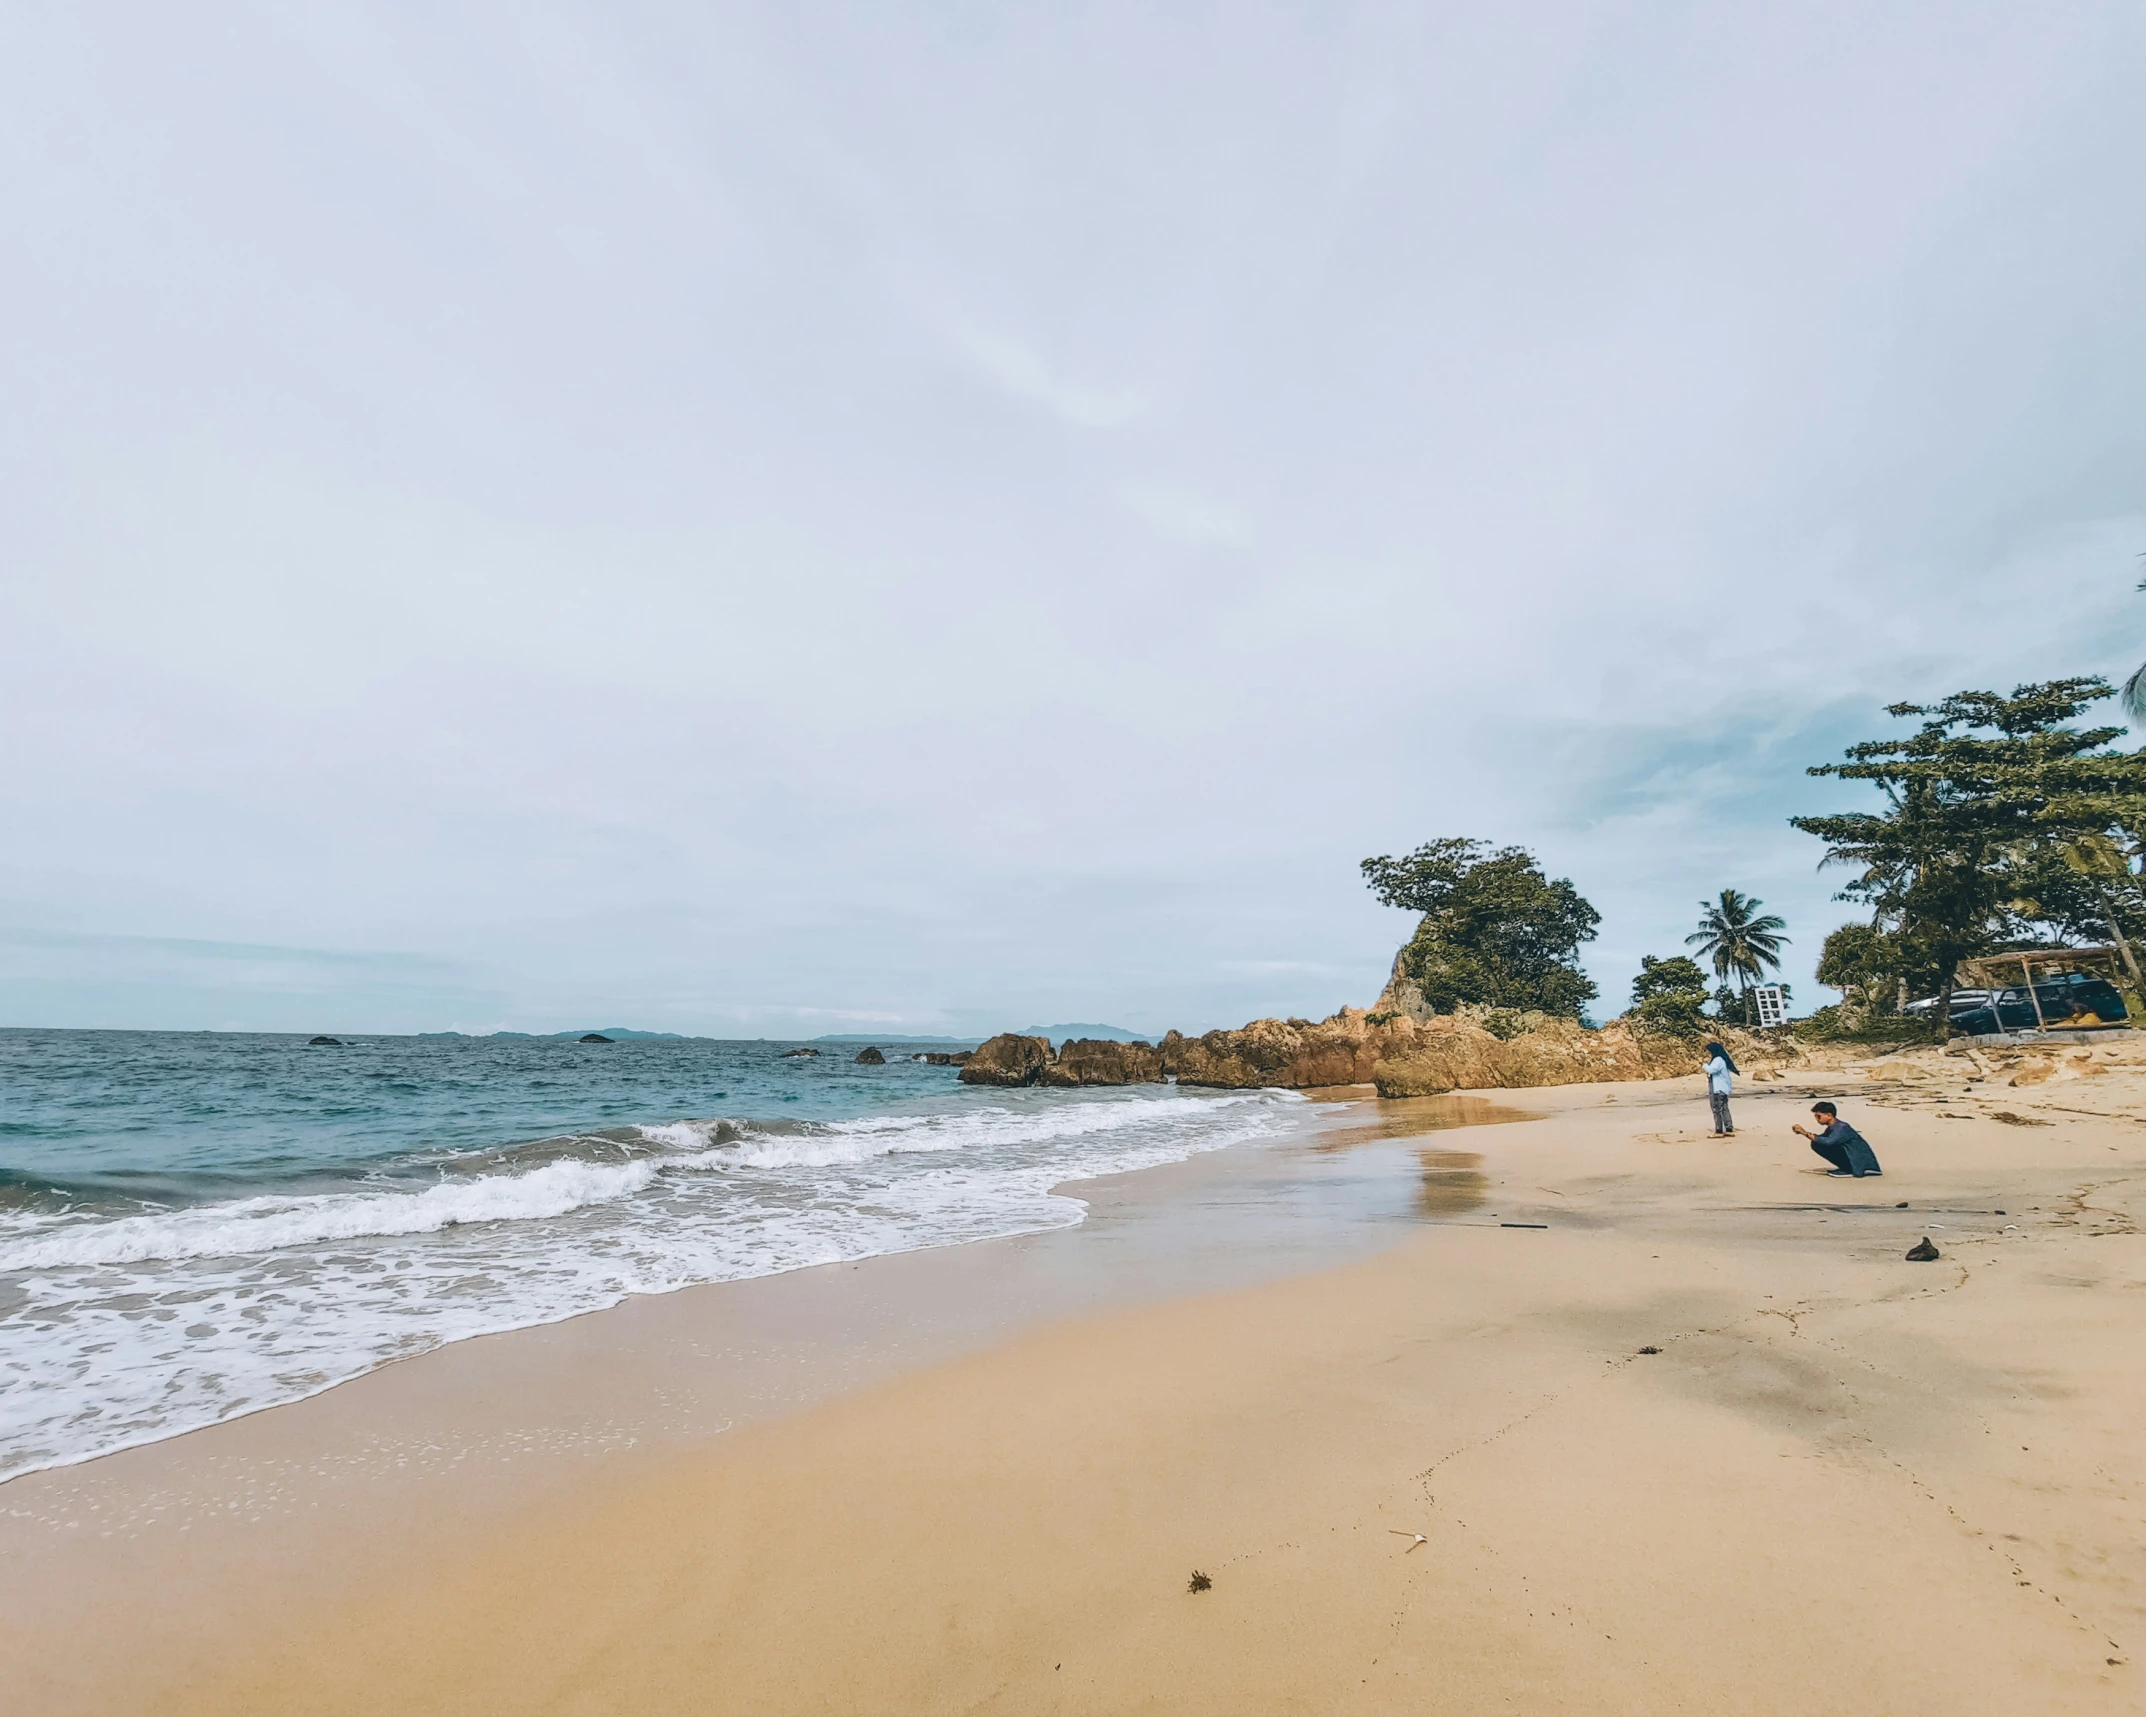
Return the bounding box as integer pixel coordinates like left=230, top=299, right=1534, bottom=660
left=0, top=1029, right=1308, bottom=1480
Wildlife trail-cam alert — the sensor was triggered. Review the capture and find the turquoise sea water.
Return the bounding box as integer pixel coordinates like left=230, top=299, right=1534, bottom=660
left=0, top=1030, right=1305, bottom=1479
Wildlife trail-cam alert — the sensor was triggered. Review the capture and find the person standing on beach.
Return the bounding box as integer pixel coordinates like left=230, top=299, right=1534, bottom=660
left=1703, top=1040, right=1737, bottom=1136
left=1792, top=1102, right=1883, bottom=1177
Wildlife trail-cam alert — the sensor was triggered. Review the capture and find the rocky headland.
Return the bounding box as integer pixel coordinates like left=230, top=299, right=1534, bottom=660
left=961, top=1001, right=1788, bottom=1096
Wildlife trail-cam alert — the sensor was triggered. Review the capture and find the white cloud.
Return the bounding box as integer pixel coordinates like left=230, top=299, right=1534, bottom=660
left=2, top=1, right=2143, bottom=1033
left=1120, top=482, right=1251, bottom=547
left=958, top=330, right=1149, bottom=429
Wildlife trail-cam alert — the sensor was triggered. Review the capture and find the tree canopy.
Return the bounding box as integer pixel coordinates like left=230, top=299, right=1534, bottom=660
left=1361, top=838, right=1601, bottom=1017
left=1815, top=923, right=1900, bottom=1011
left=1791, top=677, right=2146, bottom=1004
left=1627, top=954, right=1709, bottom=1036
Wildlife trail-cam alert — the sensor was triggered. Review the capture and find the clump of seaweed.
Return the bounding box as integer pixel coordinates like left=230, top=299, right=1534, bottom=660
left=1637, top=1345, right=1662, bottom=1355
left=1187, top=1570, right=1212, bottom=1593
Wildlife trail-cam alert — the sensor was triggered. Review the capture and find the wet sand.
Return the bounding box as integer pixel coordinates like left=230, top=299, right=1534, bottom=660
left=5, top=1062, right=2143, bottom=1713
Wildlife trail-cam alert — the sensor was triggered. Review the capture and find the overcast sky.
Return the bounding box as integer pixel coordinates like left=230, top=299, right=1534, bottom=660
left=3, top=2, right=2142, bottom=1037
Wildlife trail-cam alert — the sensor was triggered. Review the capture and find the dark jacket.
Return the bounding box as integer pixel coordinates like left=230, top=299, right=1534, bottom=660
left=1815, top=1120, right=1881, bottom=1176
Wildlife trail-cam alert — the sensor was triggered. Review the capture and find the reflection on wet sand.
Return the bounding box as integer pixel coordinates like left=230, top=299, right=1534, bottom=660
left=1414, top=1148, right=1490, bottom=1216
left=1306, top=1093, right=1543, bottom=1219
left=1309, top=1093, right=1544, bottom=1152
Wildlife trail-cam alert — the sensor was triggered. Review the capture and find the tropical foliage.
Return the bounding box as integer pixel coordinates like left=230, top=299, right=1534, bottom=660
left=1627, top=954, right=1709, bottom=1036
left=1361, top=838, right=1601, bottom=1018
left=1815, top=922, right=1903, bottom=1013
left=1791, top=678, right=2146, bottom=1009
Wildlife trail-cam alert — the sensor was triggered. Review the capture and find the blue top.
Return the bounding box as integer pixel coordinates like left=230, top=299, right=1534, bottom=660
left=1815, top=1119, right=1882, bottom=1176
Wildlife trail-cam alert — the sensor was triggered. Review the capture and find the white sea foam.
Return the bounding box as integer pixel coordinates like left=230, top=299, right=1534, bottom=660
left=0, top=1092, right=1294, bottom=1271
left=0, top=1086, right=1306, bottom=1480
left=0, top=1156, right=670, bottom=1269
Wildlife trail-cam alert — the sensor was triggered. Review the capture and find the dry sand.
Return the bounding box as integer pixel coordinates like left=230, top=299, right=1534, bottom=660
left=6, top=1043, right=2143, bottom=1714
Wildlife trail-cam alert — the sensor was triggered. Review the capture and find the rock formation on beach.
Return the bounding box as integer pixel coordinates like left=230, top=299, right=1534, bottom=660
left=958, top=1034, right=1165, bottom=1087
left=962, top=1006, right=1785, bottom=1095
left=1048, top=1037, right=1164, bottom=1086
left=1364, top=1011, right=1755, bottom=1095
left=958, top=1035, right=1056, bottom=1086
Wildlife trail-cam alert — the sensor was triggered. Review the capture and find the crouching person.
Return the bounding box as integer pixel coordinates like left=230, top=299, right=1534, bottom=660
left=1792, top=1102, right=1882, bottom=1178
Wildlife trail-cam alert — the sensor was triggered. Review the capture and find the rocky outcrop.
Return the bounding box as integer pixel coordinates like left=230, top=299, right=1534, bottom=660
left=1160, top=1009, right=1411, bottom=1088
left=854, top=1046, right=887, bottom=1065
left=1045, top=1038, right=1164, bottom=1086
left=920, top=1051, right=972, bottom=1066
left=780, top=1047, right=821, bottom=1058
left=579, top=1033, right=613, bottom=1044
left=962, top=1009, right=1790, bottom=1097
left=958, top=1034, right=1056, bottom=1086
left=1366, top=1014, right=1743, bottom=1095
left=1162, top=1007, right=1783, bottom=1095
left=959, top=1034, right=1161, bottom=1086
left=1370, top=950, right=1436, bottom=1024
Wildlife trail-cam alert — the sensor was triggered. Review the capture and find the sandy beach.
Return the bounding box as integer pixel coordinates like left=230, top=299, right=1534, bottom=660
left=5, top=1048, right=2142, bottom=1714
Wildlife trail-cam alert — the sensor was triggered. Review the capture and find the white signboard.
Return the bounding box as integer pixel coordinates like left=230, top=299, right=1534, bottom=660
left=1752, top=985, right=1787, bottom=1029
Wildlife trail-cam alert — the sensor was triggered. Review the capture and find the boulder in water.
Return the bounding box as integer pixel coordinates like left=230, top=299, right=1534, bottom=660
left=855, top=1046, right=887, bottom=1065
left=1044, top=1038, right=1163, bottom=1086
left=307, top=1035, right=342, bottom=1046
left=959, top=1034, right=1055, bottom=1086
left=781, top=1047, right=822, bottom=1058
left=579, top=1033, right=614, bottom=1044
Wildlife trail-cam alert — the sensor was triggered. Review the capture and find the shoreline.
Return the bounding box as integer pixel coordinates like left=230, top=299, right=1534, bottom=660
left=6, top=1059, right=2143, bottom=1712
left=0, top=1088, right=1533, bottom=1703
left=0, top=1074, right=1331, bottom=1486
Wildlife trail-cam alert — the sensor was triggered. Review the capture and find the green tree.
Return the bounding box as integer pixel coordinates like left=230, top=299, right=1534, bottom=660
left=1684, top=889, right=1788, bottom=1017
left=1627, top=955, right=1708, bottom=1036
left=1791, top=678, right=2146, bottom=1020
left=1361, top=838, right=1601, bottom=1018
left=1999, top=836, right=2146, bottom=990
left=1815, top=922, right=1903, bottom=1013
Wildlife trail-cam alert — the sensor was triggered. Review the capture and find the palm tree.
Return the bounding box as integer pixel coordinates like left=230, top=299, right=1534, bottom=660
left=1686, top=889, right=1789, bottom=1022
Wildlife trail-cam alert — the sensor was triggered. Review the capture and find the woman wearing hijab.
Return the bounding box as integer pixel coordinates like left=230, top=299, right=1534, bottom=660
left=1703, top=1041, right=1737, bottom=1136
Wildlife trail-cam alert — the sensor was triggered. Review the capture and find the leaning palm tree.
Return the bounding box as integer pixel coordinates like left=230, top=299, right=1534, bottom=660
left=1686, top=889, right=1789, bottom=1022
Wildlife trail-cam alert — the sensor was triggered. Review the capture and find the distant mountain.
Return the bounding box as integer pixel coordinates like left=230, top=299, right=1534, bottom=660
left=415, top=1028, right=691, bottom=1041
left=1017, top=1023, right=1157, bottom=1045
left=810, top=1033, right=983, bottom=1046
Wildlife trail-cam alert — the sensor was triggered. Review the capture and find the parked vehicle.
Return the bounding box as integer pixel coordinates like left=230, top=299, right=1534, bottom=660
left=1901, top=989, right=1991, bottom=1019
left=1946, top=972, right=2129, bottom=1036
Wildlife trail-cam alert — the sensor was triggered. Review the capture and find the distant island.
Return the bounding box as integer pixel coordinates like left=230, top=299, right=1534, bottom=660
left=414, top=1028, right=692, bottom=1041
left=1017, top=1023, right=1156, bottom=1046
left=811, top=1033, right=982, bottom=1047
